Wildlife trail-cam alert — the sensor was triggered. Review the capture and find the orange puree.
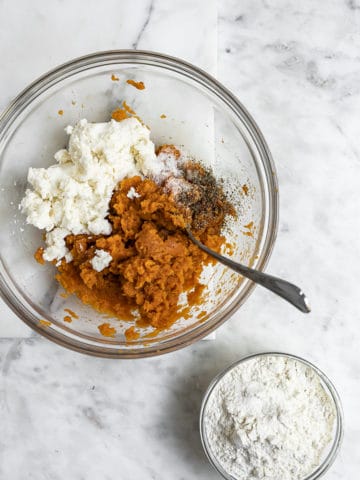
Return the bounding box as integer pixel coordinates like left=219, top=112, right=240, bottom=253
left=111, top=101, right=142, bottom=124
left=98, top=323, right=116, bottom=337
left=64, top=308, right=79, bottom=319
left=39, top=319, right=51, bottom=327
left=126, top=79, right=145, bottom=90
left=55, top=176, right=225, bottom=330
left=34, top=247, right=45, bottom=265
left=125, top=326, right=140, bottom=341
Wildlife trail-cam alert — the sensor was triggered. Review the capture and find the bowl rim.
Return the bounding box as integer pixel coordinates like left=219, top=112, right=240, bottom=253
left=199, top=351, right=344, bottom=480
left=0, top=50, right=279, bottom=358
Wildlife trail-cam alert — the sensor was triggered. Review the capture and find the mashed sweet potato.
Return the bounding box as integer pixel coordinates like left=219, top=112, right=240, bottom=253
left=54, top=176, right=225, bottom=330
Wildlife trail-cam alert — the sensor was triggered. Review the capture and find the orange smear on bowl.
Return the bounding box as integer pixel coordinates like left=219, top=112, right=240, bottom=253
left=64, top=308, right=79, bottom=319
left=98, top=323, right=116, bottom=337
left=125, top=326, right=140, bottom=341
left=34, top=247, right=45, bottom=265
left=39, top=319, right=51, bottom=327
left=126, top=79, right=145, bottom=90
left=111, top=101, right=142, bottom=123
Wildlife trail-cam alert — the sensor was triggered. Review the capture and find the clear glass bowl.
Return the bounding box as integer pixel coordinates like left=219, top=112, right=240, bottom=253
left=0, top=51, right=278, bottom=357
left=200, top=352, right=344, bottom=480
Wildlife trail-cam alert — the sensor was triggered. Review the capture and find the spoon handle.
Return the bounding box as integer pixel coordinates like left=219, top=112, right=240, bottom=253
left=187, top=231, right=310, bottom=313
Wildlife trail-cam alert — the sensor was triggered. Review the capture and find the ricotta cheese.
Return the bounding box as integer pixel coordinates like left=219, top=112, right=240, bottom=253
left=90, top=249, right=112, bottom=272
left=126, top=186, right=141, bottom=199
left=20, top=117, right=158, bottom=261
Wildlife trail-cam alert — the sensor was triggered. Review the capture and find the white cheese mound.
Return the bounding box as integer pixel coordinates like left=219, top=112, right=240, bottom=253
left=90, top=249, right=112, bottom=272
left=20, top=117, right=159, bottom=261
left=127, top=186, right=141, bottom=199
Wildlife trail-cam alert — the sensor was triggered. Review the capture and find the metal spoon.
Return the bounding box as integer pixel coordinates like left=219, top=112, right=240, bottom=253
left=186, top=228, right=310, bottom=313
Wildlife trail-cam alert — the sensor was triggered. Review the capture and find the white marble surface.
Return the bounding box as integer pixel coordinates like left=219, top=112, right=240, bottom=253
left=0, top=0, right=359, bottom=478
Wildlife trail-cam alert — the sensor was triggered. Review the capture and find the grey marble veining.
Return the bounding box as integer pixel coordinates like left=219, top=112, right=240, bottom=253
left=0, top=0, right=359, bottom=478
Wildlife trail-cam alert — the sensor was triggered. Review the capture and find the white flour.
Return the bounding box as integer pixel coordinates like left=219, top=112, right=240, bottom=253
left=204, top=355, right=336, bottom=480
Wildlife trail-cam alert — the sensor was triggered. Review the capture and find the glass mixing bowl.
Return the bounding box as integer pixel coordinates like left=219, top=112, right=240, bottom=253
left=0, top=51, right=278, bottom=357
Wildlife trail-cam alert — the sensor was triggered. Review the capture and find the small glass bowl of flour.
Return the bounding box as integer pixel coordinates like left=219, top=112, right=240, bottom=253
left=200, top=353, right=343, bottom=480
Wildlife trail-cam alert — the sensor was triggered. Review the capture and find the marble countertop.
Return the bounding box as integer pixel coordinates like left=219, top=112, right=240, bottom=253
left=0, top=0, right=359, bottom=478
